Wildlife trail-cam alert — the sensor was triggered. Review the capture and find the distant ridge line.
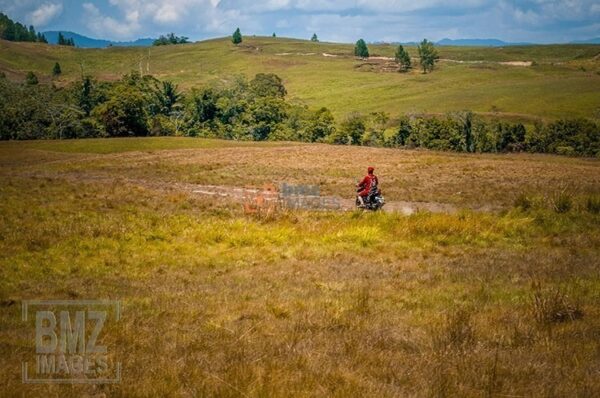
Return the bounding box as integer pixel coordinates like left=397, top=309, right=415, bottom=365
left=40, top=31, right=600, bottom=48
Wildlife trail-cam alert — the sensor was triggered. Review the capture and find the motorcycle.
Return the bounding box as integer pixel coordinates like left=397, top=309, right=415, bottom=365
left=355, top=183, right=385, bottom=211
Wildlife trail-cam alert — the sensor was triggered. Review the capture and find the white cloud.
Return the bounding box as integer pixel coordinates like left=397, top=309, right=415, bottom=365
left=83, top=2, right=140, bottom=38
left=27, top=2, right=63, bottom=26
left=1, top=0, right=594, bottom=43
left=153, top=3, right=180, bottom=23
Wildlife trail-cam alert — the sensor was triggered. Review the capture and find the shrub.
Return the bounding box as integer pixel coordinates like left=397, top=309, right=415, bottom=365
left=52, top=62, right=61, bottom=77
left=149, top=115, right=175, bottom=136
left=545, top=119, right=600, bottom=157
left=340, top=113, right=367, bottom=145
left=555, top=146, right=575, bottom=156
left=25, top=71, right=38, bottom=85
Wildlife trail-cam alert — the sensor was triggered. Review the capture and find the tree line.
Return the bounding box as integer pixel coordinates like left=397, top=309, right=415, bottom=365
left=0, top=12, right=47, bottom=43
left=0, top=72, right=597, bottom=156
left=153, top=33, right=190, bottom=46
left=57, top=32, right=75, bottom=46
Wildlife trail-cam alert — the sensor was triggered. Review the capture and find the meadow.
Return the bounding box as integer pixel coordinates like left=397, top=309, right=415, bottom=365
left=1, top=37, right=599, bottom=122
left=1, top=138, right=599, bottom=396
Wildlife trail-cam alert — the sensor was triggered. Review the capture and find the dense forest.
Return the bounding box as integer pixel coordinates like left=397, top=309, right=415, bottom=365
left=0, top=12, right=47, bottom=43
left=0, top=71, right=598, bottom=157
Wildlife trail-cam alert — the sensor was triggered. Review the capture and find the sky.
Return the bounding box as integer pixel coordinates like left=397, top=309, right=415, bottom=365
left=0, top=0, right=599, bottom=43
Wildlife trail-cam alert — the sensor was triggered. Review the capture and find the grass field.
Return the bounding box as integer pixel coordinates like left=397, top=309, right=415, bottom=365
left=1, top=37, right=599, bottom=122
left=1, top=138, right=599, bottom=396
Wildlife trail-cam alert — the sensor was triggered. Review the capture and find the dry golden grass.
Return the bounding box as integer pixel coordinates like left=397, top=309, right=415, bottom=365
left=0, top=138, right=599, bottom=397
left=4, top=138, right=599, bottom=207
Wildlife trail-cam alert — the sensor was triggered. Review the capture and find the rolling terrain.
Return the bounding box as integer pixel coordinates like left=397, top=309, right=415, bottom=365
left=1, top=31, right=600, bottom=396
left=1, top=138, right=599, bottom=396
left=1, top=37, right=599, bottom=122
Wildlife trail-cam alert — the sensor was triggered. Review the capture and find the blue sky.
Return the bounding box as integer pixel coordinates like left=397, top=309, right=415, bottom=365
left=1, top=0, right=599, bottom=43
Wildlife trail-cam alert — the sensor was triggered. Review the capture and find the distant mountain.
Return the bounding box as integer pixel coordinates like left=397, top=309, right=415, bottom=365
left=569, top=37, right=600, bottom=44
left=436, top=38, right=532, bottom=47
left=43, top=31, right=154, bottom=48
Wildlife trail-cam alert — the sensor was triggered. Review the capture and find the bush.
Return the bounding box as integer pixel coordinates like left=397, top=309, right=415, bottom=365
left=149, top=115, right=175, bottom=136
left=545, top=119, right=600, bottom=157
left=555, top=146, right=575, bottom=156
left=339, top=113, right=366, bottom=145
left=25, top=71, right=38, bottom=85
left=304, top=107, right=335, bottom=142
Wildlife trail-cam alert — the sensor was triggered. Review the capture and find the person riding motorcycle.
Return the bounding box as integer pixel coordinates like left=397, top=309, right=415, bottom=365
left=356, top=166, right=379, bottom=207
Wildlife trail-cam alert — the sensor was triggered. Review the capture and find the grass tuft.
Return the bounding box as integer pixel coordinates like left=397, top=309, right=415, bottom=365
left=530, top=282, right=583, bottom=324
left=514, top=192, right=533, bottom=210
left=551, top=189, right=573, bottom=213
left=585, top=195, right=600, bottom=214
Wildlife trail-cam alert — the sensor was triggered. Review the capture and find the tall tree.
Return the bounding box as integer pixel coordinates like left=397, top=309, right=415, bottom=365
left=93, top=84, right=148, bottom=137
left=77, top=75, right=95, bottom=116
left=28, top=25, right=36, bottom=41
left=52, top=62, right=62, bottom=77
left=311, top=33, right=318, bottom=42
left=232, top=28, right=242, bottom=44
left=394, top=45, right=411, bottom=72
left=0, top=13, right=45, bottom=42
left=155, top=81, right=182, bottom=116
left=57, top=32, right=75, bottom=46
left=417, top=39, right=439, bottom=73
left=354, top=39, right=369, bottom=58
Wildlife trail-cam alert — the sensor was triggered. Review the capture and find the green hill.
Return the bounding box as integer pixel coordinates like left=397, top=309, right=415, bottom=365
left=1, top=36, right=599, bottom=121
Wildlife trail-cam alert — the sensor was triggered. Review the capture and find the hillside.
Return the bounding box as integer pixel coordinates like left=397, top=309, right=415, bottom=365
left=1, top=36, right=599, bottom=121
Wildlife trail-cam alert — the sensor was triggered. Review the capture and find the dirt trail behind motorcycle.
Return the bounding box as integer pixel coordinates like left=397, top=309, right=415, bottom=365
left=190, top=184, right=498, bottom=214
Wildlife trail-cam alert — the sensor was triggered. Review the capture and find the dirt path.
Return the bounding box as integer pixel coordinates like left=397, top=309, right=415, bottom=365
left=187, top=184, right=495, bottom=214
left=274, top=52, right=533, bottom=66
left=14, top=168, right=499, bottom=214
left=439, top=58, right=532, bottom=66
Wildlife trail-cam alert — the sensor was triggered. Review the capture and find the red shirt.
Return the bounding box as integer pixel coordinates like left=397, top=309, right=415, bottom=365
left=358, top=174, right=378, bottom=196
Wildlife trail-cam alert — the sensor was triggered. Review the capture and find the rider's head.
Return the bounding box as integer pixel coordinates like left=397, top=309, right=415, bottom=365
left=367, top=166, right=375, bottom=175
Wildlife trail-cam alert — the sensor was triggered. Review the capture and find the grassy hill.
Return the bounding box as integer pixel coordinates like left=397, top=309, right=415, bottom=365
left=1, top=36, right=599, bottom=122
left=1, top=138, right=599, bottom=396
